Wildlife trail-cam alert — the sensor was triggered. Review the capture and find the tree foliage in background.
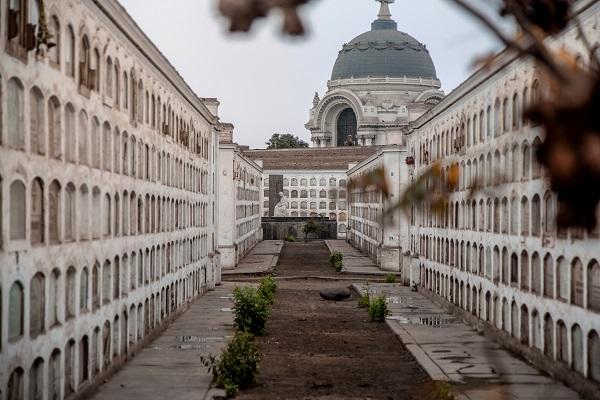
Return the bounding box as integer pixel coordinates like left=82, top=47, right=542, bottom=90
left=266, top=133, right=309, bottom=149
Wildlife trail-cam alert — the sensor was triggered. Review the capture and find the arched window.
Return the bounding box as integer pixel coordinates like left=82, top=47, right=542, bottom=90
left=544, top=254, right=554, bottom=298
left=30, top=178, right=44, bottom=245
left=64, top=183, right=75, bottom=241
left=522, top=143, right=531, bottom=180
left=65, top=339, right=76, bottom=395
left=493, top=98, right=501, bottom=136
left=531, top=252, right=541, bottom=294
left=557, top=257, right=569, bottom=301
left=78, top=110, right=89, bottom=165
left=512, top=92, right=519, bottom=129
left=89, top=49, right=101, bottom=92
left=65, top=25, right=75, bottom=77
left=520, top=251, right=529, bottom=290
left=65, top=267, right=76, bottom=319
left=589, top=330, right=600, bottom=383
left=80, top=335, right=90, bottom=383
left=521, top=196, right=529, bottom=236
left=510, top=197, right=518, bottom=235
left=571, top=258, right=584, bottom=306
left=48, top=180, right=60, bottom=244
left=7, top=367, right=24, bottom=400
left=29, top=86, right=44, bottom=155
left=65, top=104, right=76, bottom=162
left=588, top=260, right=600, bottom=311
left=48, top=269, right=60, bottom=326
left=532, top=137, right=542, bottom=178
left=80, top=267, right=89, bottom=313
left=123, top=71, right=129, bottom=108
left=48, top=96, right=61, bottom=159
left=544, top=313, right=554, bottom=356
left=9, top=281, right=24, bottom=339
left=106, top=57, right=113, bottom=97
left=557, top=320, right=568, bottom=363
left=48, top=15, right=61, bottom=66
left=103, top=193, right=112, bottom=237
left=512, top=144, right=520, bottom=181
left=103, top=261, right=112, bottom=304
left=30, top=357, right=44, bottom=400
left=92, top=262, right=100, bottom=309
left=7, top=78, right=25, bottom=150
left=30, top=273, right=45, bottom=337
left=10, top=180, right=26, bottom=240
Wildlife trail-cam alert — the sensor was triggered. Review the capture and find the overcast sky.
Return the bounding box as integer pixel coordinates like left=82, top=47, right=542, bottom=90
left=118, top=0, right=503, bottom=149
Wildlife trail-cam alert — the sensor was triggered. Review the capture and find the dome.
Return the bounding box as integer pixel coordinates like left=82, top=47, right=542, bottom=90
left=331, top=3, right=437, bottom=81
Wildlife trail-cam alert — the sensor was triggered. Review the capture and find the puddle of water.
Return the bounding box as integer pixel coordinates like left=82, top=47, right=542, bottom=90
left=388, top=315, right=455, bottom=328
left=176, top=336, right=225, bottom=343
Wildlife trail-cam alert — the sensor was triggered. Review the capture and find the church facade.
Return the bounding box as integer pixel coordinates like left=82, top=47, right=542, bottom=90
left=306, top=0, right=444, bottom=148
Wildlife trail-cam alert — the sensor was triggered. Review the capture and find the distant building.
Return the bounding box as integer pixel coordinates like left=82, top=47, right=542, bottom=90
left=306, top=0, right=444, bottom=147
left=218, top=124, right=263, bottom=269
left=244, top=147, right=378, bottom=238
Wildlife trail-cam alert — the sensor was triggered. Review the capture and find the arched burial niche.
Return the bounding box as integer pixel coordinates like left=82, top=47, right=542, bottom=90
left=336, top=108, right=357, bottom=147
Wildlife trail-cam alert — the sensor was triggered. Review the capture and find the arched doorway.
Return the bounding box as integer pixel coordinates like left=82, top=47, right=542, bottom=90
left=336, top=108, right=357, bottom=146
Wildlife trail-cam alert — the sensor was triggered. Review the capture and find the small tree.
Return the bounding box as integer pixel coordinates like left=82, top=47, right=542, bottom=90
left=266, top=133, right=309, bottom=149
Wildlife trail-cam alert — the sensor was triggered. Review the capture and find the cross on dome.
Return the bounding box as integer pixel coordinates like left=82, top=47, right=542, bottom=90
left=376, top=0, right=395, bottom=20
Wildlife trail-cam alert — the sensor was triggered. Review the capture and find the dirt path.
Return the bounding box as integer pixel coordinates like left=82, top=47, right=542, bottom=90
left=238, top=241, right=434, bottom=400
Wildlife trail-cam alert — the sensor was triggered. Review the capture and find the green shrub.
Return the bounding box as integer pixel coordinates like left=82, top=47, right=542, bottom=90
left=384, top=273, right=397, bottom=283
left=233, top=287, right=270, bottom=336
left=284, top=234, right=296, bottom=242
left=334, top=259, right=343, bottom=272
left=358, top=294, right=370, bottom=309
left=329, top=251, right=343, bottom=266
left=368, top=295, right=390, bottom=322
left=201, top=332, right=260, bottom=397
left=258, top=275, right=277, bottom=305
left=302, top=220, right=326, bottom=236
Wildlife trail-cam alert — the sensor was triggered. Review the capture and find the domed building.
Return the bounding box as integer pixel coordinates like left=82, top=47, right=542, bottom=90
left=306, top=0, right=444, bottom=147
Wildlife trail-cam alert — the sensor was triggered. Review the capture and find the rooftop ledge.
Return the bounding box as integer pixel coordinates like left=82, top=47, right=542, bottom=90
left=327, top=76, right=441, bottom=88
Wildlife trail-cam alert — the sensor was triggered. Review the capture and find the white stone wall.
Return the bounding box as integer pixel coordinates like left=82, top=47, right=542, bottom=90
left=261, top=171, right=349, bottom=238
left=406, top=0, right=600, bottom=389
left=347, top=146, right=407, bottom=270
left=0, top=0, right=220, bottom=398
left=218, top=144, right=262, bottom=269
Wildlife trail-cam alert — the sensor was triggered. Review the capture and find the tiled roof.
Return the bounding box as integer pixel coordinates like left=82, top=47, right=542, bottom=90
left=243, top=147, right=379, bottom=171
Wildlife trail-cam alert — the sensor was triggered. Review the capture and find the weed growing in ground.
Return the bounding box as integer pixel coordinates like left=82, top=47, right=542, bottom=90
left=368, top=295, right=390, bottom=322
left=201, top=331, right=260, bottom=398
left=258, top=275, right=278, bottom=305
left=284, top=234, right=296, bottom=242
left=431, top=382, right=457, bottom=400
left=358, top=293, right=370, bottom=308
left=384, top=273, right=396, bottom=283
left=329, top=251, right=343, bottom=272
left=233, top=286, right=270, bottom=336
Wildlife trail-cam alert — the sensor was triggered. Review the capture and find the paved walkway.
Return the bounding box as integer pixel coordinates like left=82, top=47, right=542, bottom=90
left=90, top=284, right=235, bottom=400
left=353, top=283, right=583, bottom=400
left=325, top=240, right=401, bottom=276
left=222, top=240, right=283, bottom=276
